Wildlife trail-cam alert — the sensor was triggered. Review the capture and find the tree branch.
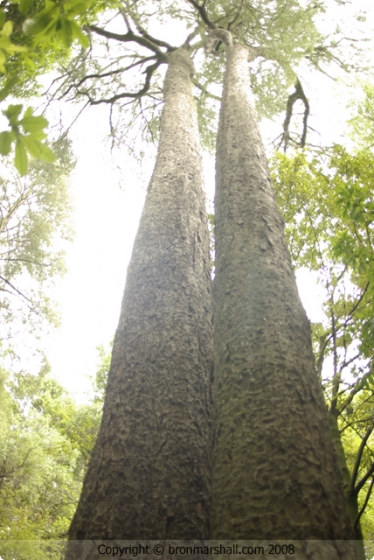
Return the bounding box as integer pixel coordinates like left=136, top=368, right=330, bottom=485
left=282, top=78, right=310, bottom=151
left=355, top=462, right=374, bottom=496
left=0, top=274, right=36, bottom=309
left=351, top=426, right=374, bottom=493
left=186, top=0, right=217, bottom=29
left=78, top=59, right=163, bottom=105
left=355, top=475, right=374, bottom=530
left=192, top=78, right=221, bottom=101
left=227, top=0, right=244, bottom=30
left=88, top=25, right=170, bottom=58
left=129, top=14, right=175, bottom=51
left=59, top=56, right=157, bottom=101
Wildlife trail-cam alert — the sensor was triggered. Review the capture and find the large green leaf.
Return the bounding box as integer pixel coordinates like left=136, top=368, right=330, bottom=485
left=59, top=17, right=73, bottom=48
left=2, top=104, right=23, bottom=126
left=19, top=135, right=56, bottom=163
left=15, top=138, right=28, bottom=175
left=0, top=10, right=6, bottom=28
left=70, top=19, right=89, bottom=48
left=37, top=142, right=56, bottom=163
left=20, top=135, right=43, bottom=158
left=0, top=130, right=14, bottom=155
left=20, top=114, right=48, bottom=133
left=1, top=20, right=13, bottom=37
left=22, top=3, right=59, bottom=39
left=19, top=0, right=35, bottom=15
left=0, top=77, right=18, bottom=101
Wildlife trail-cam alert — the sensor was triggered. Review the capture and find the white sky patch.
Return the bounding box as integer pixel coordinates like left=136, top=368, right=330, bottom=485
left=295, top=268, right=326, bottom=324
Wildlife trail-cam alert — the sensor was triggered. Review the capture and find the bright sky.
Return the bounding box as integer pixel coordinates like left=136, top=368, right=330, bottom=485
left=43, top=1, right=373, bottom=402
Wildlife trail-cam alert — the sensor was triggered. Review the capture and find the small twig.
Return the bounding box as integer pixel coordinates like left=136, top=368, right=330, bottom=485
left=192, top=79, right=221, bottom=101
left=351, top=427, right=374, bottom=492
left=186, top=0, right=217, bottom=29
left=355, top=476, right=374, bottom=530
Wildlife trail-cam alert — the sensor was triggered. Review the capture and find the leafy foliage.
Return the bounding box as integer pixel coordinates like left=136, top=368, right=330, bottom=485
left=349, top=83, right=374, bottom=150
left=0, top=367, right=83, bottom=558
left=0, top=345, right=109, bottom=559
left=0, top=0, right=113, bottom=174
left=0, top=15, right=26, bottom=73
left=0, top=137, right=75, bottom=360
left=22, top=0, right=91, bottom=48
left=0, top=104, right=56, bottom=175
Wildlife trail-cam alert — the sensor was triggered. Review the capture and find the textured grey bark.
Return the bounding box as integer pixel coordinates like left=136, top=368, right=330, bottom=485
left=211, top=39, right=359, bottom=558
left=65, top=46, right=213, bottom=559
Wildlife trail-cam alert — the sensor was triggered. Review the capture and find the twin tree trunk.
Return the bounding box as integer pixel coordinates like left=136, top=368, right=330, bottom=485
left=66, top=46, right=213, bottom=559
left=211, top=37, right=359, bottom=559
left=67, top=38, right=359, bottom=559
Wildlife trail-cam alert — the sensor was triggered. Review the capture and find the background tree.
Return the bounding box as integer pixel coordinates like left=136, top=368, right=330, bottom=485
left=0, top=363, right=103, bottom=560
left=0, top=137, right=75, bottom=364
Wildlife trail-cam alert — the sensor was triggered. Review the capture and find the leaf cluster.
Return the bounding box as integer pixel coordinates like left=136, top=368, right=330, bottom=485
left=0, top=104, right=55, bottom=174
left=0, top=136, right=75, bottom=359
left=0, top=341, right=110, bottom=556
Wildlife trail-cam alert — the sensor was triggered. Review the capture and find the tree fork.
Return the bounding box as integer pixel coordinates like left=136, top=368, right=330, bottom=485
left=65, top=46, right=213, bottom=559
left=210, top=31, right=359, bottom=559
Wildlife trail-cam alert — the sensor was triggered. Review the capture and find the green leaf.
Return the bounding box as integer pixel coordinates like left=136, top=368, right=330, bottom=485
left=59, top=17, right=73, bottom=48
left=64, top=0, right=90, bottom=17
left=3, top=104, right=23, bottom=126
left=20, top=135, right=56, bottom=163
left=70, top=19, right=89, bottom=48
left=22, top=3, right=58, bottom=39
left=28, top=130, right=48, bottom=141
left=37, top=142, right=56, bottom=163
left=0, top=35, right=12, bottom=49
left=23, top=106, right=34, bottom=118
left=20, top=114, right=48, bottom=133
left=1, top=20, right=13, bottom=37
left=19, top=0, right=35, bottom=14
left=0, top=77, right=18, bottom=101
left=0, top=130, right=14, bottom=155
left=0, top=10, right=6, bottom=28
left=20, top=135, right=43, bottom=158
left=15, top=138, right=28, bottom=175
left=0, top=50, right=6, bottom=73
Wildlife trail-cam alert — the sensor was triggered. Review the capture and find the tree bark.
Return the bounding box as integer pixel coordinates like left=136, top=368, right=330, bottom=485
left=65, top=46, right=213, bottom=559
left=211, top=38, right=359, bottom=558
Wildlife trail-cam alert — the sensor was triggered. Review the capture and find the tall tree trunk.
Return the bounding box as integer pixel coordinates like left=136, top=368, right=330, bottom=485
left=65, top=46, right=213, bottom=559
left=210, top=35, right=359, bottom=559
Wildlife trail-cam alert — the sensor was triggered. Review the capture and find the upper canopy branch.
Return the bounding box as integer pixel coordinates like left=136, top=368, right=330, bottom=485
left=75, top=59, right=162, bottom=105
left=227, top=0, right=244, bottom=30
left=59, top=56, right=157, bottom=101
left=87, top=24, right=171, bottom=59
left=280, top=79, right=310, bottom=151
left=186, top=0, right=217, bottom=30
left=128, top=13, right=175, bottom=52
